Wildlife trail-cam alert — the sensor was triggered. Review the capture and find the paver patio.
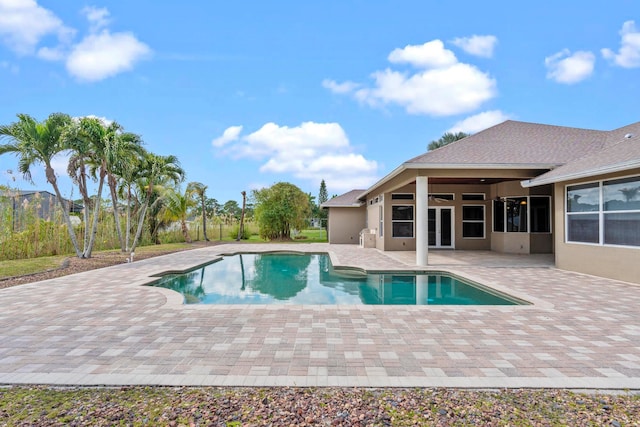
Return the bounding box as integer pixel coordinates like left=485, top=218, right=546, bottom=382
left=1, top=243, right=639, bottom=389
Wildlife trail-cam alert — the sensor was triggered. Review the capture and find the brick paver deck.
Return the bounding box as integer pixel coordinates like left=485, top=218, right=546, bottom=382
left=1, top=243, right=639, bottom=389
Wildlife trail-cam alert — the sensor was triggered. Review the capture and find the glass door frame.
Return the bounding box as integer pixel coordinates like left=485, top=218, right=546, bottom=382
left=428, top=206, right=455, bottom=249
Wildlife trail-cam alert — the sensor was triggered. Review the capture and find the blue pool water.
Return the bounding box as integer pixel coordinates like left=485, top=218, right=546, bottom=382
left=150, top=253, right=525, bottom=305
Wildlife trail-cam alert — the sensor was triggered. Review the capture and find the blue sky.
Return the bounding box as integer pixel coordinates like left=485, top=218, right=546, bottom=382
left=1, top=1, right=639, bottom=204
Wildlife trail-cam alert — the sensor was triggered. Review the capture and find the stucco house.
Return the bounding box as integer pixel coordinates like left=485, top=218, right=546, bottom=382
left=322, top=120, right=640, bottom=284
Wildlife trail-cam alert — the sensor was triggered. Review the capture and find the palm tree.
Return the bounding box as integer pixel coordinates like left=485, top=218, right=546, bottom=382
left=162, top=185, right=196, bottom=243
left=104, top=130, right=144, bottom=252
left=113, top=145, right=152, bottom=251
left=428, top=131, right=469, bottom=151
left=0, top=113, right=83, bottom=257
left=187, top=181, right=209, bottom=241
left=65, top=117, right=124, bottom=258
left=129, top=153, right=185, bottom=256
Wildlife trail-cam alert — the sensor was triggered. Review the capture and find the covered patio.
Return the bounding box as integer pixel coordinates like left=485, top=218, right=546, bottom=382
left=381, top=249, right=554, bottom=268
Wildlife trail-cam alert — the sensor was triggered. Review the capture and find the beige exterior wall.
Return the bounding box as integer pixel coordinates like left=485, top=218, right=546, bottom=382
left=553, top=170, right=640, bottom=284
left=383, top=183, right=417, bottom=251
left=490, top=232, right=530, bottom=254
left=366, top=199, right=385, bottom=250
left=326, top=206, right=366, bottom=244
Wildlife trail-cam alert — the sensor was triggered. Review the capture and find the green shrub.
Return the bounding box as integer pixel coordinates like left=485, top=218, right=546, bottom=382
left=228, top=224, right=250, bottom=240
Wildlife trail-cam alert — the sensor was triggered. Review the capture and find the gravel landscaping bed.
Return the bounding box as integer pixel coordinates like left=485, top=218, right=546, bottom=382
left=1, top=386, right=638, bottom=426
left=0, top=242, right=221, bottom=290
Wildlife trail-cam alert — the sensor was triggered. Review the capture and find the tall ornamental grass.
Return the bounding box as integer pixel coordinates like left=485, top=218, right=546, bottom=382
left=0, top=188, right=259, bottom=260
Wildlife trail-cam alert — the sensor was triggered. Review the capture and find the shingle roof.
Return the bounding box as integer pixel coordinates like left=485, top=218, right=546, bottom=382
left=407, top=120, right=608, bottom=166
left=524, top=122, right=640, bottom=186
left=320, top=190, right=366, bottom=208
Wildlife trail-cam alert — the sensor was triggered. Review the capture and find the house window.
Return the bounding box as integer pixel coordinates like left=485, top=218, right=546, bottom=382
left=567, top=182, right=600, bottom=243
left=391, top=193, right=414, bottom=200
left=462, top=193, right=485, bottom=201
left=379, top=205, right=383, bottom=237
left=392, top=205, right=414, bottom=238
left=430, top=193, right=454, bottom=201
left=507, top=198, right=528, bottom=232
left=530, top=197, right=551, bottom=233
left=493, top=196, right=551, bottom=233
left=462, top=205, right=485, bottom=238
left=567, top=176, right=640, bottom=246
left=493, top=200, right=505, bottom=232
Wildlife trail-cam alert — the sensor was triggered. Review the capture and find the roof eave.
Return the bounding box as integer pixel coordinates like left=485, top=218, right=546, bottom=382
left=522, top=160, right=640, bottom=188
left=358, top=164, right=408, bottom=200
left=405, top=162, right=558, bottom=170
left=321, top=202, right=365, bottom=209
left=361, top=162, right=558, bottom=199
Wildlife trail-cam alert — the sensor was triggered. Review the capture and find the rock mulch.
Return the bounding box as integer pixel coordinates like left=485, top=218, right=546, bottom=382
left=0, top=242, right=221, bottom=290
left=1, top=386, right=638, bottom=426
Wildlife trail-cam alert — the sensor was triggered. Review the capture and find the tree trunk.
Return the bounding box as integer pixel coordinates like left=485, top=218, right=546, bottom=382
left=125, top=186, right=132, bottom=251
left=201, top=198, right=209, bottom=241
left=77, top=165, right=90, bottom=253
left=237, top=191, right=246, bottom=241
left=129, top=183, right=155, bottom=257
left=181, top=218, right=192, bottom=243
left=129, top=201, right=148, bottom=256
left=108, top=174, right=126, bottom=251
left=83, top=169, right=106, bottom=258
left=46, top=163, right=83, bottom=258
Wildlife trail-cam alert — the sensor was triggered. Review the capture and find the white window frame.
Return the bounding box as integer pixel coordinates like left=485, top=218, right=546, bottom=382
left=462, top=193, right=486, bottom=201
left=462, top=204, right=485, bottom=239
left=430, top=193, right=455, bottom=201
left=379, top=205, right=384, bottom=238
left=565, top=174, right=640, bottom=248
left=493, top=196, right=552, bottom=234
left=391, top=193, right=415, bottom=200
left=391, top=204, right=414, bottom=238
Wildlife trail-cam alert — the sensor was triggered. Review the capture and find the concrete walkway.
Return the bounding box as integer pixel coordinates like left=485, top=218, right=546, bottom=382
left=1, top=243, right=639, bottom=389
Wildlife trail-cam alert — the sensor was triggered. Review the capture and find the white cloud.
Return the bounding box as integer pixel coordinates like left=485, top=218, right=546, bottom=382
left=545, top=49, right=595, bottom=84
left=602, top=20, right=640, bottom=68
left=212, top=125, right=243, bottom=147
left=36, top=45, right=65, bottom=61
left=75, top=114, right=114, bottom=126
left=451, top=35, right=498, bottom=58
left=388, top=40, right=458, bottom=68
left=212, top=122, right=379, bottom=192
left=66, top=31, right=151, bottom=82
left=82, top=6, right=110, bottom=33
left=357, top=63, right=496, bottom=116
left=0, top=0, right=74, bottom=55
left=0, top=1, right=150, bottom=81
left=322, top=79, right=360, bottom=94
left=447, top=110, right=511, bottom=134
left=324, top=39, right=497, bottom=117
left=50, top=151, right=71, bottom=176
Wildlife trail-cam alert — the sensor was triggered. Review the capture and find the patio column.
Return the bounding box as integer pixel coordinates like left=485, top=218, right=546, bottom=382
left=416, top=176, right=429, bottom=266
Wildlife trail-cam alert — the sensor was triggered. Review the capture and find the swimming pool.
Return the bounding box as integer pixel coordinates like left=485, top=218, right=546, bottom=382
left=150, top=253, right=527, bottom=305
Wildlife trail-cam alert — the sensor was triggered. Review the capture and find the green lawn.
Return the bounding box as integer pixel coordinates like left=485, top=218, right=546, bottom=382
left=222, top=228, right=328, bottom=243
left=0, top=242, right=195, bottom=280
left=0, top=256, right=66, bottom=279
left=0, top=232, right=328, bottom=280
